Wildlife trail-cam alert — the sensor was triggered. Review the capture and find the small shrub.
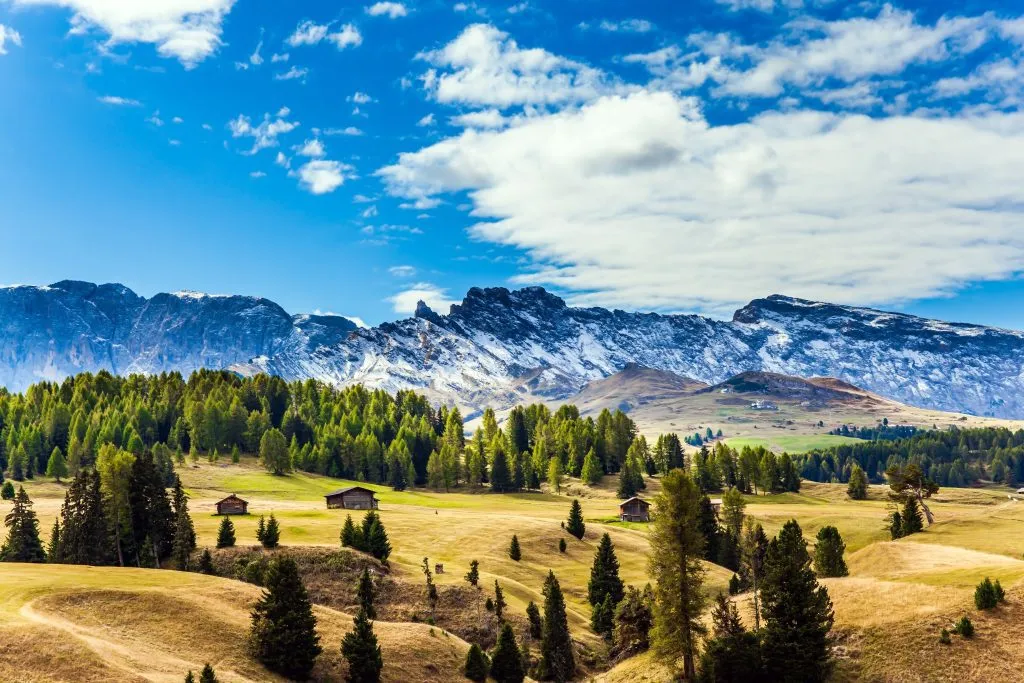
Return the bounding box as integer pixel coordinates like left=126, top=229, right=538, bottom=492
left=558, top=538, right=567, bottom=553
left=994, top=579, right=1006, bottom=603
left=485, top=597, right=494, bottom=612
left=953, top=616, right=974, bottom=638
left=939, top=628, right=951, bottom=645
left=0, top=482, right=14, bottom=500
left=975, top=578, right=998, bottom=610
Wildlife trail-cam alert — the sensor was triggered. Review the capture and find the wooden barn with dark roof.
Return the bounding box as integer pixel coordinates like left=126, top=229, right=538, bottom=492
left=325, top=486, right=379, bottom=510
left=619, top=496, right=650, bottom=522
left=215, top=494, right=249, bottom=516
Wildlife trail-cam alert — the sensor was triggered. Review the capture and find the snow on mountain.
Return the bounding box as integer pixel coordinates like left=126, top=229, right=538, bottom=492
left=0, top=282, right=1022, bottom=418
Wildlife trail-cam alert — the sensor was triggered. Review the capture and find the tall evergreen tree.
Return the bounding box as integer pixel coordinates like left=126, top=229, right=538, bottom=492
left=581, top=448, right=602, bottom=485
left=216, top=517, right=236, bottom=548
left=465, top=559, right=480, bottom=587
left=697, top=594, right=763, bottom=683
left=508, top=534, right=521, bottom=561
left=262, top=513, right=281, bottom=549
left=366, top=516, right=391, bottom=563
left=649, top=469, right=706, bottom=681
left=847, top=464, right=868, bottom=500
left=566, top=499, right=585, bottom=540
left=901, top=497, right=924, bottom=535
left=171, top=479, right=196, bottom=569
left=612, top=585, right=654, bottom=658
left=538, top=571, right=575, bottom=682
left=464, top=643, right=490, bottom=683
left=588, top=533, right=625, bottom=610
left=489, top=437, right=513, bottom=493
left=526, top=600, right=543, bottom=639
left=494, top=580, right=506, bottom=621
left=489, top=623, right=525, bottom=683
left=760, top=520, right=834, bottom=683
left=249, top=556, right=322, bottom=679
left=0, top=487, right=46, bottom=562
left=129, top=451, right=175, bottom=566
left=47, top=518, right=62, bottom=562
left=812, top=526, right=848, bottom=578
left=341, top=608, right=383, bottom=683
left=46, top=446, right=68, bottom=482
left=358, top=567, right=376, bottom=620
left=340, top=514, right=362, bottom=550
left=57, top=470, right=114, bottom=565
left=697, top=494, right=721, bottom=564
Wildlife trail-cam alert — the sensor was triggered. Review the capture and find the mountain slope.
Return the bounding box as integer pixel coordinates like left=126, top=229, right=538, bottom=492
left=2, top=282, right=1023, bottom=418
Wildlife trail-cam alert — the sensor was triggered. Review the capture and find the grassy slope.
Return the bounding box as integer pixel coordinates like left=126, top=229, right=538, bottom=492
left=725, top=434, right=864, bottom=454
left=4, top=459, right=1024, bottom=682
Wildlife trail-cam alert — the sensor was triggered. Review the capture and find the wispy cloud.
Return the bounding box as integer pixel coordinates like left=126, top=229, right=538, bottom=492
left=366, top=2, right=408, bottom=19
left=97, top=95, right=140, bottom=106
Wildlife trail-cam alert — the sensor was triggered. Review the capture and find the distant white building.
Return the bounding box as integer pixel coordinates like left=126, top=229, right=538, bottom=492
left=750, top=400, right=778, bottom=411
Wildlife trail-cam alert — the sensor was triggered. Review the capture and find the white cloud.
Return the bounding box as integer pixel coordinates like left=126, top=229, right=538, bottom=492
left=598, top=19, right=654, bottom=33
left=380, top=90, right=1024, bottom=315
left=249, top=37, right=263, bottom=65
left=296, top=159, right=351, bottom=194
left=275, top=151, right=290, bottom=168
left=388, top=282, right=458, bottom=314
left=507, top=2, right=528, bottom=14
left=172, top=116, right=184, bottom=123
left=202, top=123, right=213, bottom=130
left=275, top=66, right=308, bottom=81
left=323, top=126, right=365, bottom=136
left=348, top=91, right=373, bottom=104
left=271, top=52, right=289, bottom=62
left=250, top=170, right=266, bottom=178
left=450, top=108, right=507, bottom=129
left=715, top=0, right=801, bottom=11
left=389, top=265, right=417, bottom=277
left=417, top=112, right=436, bottom=127
left=294, top=138, right=325, bottom=158
left=12, top=0, right=234, bottom=67
left=0, top=24, right=22, bottom=55
left=366, top=2, right=407, bottom=18
left=168, top=139, right=181, bottom=146
left=287, top=20, right=329, bottom=46
left=329, top=24, right=362, bottom=49
left=97, top=95, right=140, bottom=106
left=147, top=111, right=164, bottom=126
left=418, top=23, right=622, bottom=109
left=229, top=109, right=299, bottom=154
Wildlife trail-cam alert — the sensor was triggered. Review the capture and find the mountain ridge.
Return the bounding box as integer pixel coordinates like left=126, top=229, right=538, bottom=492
left=1, top=281, right=1022, bottom=418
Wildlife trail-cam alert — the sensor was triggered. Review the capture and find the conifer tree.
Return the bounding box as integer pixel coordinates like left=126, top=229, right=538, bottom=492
left=256, top=515, right=266, bottom=543
left=465, top=559, right=480, bottom=587
left=539, top=570, right=575, bottom=682
left=259, top=428, right=291, bottom=476
left=366, top=516, right=391, bottom=563
left=697, top=593, right=763, bottom=682
left=760, top=520, right=834, bottom=682
left=249, top=556, right=322, bottom=679
left=526, top=600, right=543, bottom=639
left=889, top=510, right=903, bottom=540
left=171, top=481, right=196, bottom=570
left=494, top=580, right=506, bottom=621
left=901, top=497, right=924, bottom=535
left=46, top=446, right=68, bottom=482
left=422, top=557, right=438, bottom=617
left=464, top=643, right=490, bottom=683
left=588, top=533, right=625, bottom=611
left=47, top=518, right=62, bottom=562
left=0, top=487, right=46, bottom=562
left=591, top=594, right=615, bottom=639
left=812, top=526, right=848, bottom=578
left=199, top=664, right=218, bottom=683
left=0, top=481, right=13, bottom=500
left=198, top=548, right=215, bottom=575
left=613, top=585, right=654, bottom=657
left=508, top=534, right=521, bottom=561
left=489, top=623, right=524, bottom=683
left=649, top=469, right=705, bottom=681
left=975, top=577, right=998, bottom=610
left=262, top=513, right=280, bottom=549
left=216, top=517, right=236, bottom=548
left=358, top=567, right=376, bottom=619
left=566, top=499, right=585, bottom=540
left=341, top=608, right=383, bottom=683
left=847, top=464, right=868, bottom=500
left=581, top=448, right=602, bottom=485
left=547, top=456, right=563, bottom=494
left=340, top=514, right=361, bottom=549
left=489, top=437, right=512, bottom=493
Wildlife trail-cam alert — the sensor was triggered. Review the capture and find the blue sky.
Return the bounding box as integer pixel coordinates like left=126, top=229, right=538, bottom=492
left=1, top=0, right=1023, bottom=329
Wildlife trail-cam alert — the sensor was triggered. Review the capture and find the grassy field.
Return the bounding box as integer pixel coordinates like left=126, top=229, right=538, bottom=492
left=725, top=434, right=865, bottom=453
left=3, top=457, right=1024, bottom=682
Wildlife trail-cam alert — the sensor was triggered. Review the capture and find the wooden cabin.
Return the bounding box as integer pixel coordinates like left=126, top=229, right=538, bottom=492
left=325, top=486, right=379, bottom=510
left=619, top=496, right=651, bottom=522
left=215, top=494, right=249, bottom=516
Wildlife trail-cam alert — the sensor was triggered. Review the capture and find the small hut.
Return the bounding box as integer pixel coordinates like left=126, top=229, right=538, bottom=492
left=325, top=486, right=379, bottom=510
left=215, top=494, right=249, bottom=516
left=709, top=498, right=723, bottom=516
left=619, top=496, right=651, bottom=522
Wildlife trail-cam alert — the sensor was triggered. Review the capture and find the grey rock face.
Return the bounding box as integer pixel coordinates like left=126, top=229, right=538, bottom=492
left=1, top=283, right=1022, bottom=418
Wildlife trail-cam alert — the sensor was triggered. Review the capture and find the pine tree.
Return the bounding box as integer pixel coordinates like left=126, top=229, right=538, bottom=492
left=698, top=494, right=721, bottom=563
left=526, top=600, right=543, bottom=639
left=697, top=593, right=763, bottom=682
left=558, top=538, right=567, bottom=553
left=46, top=446, right=68, bottom=482
left=0, top=481, right=13, bottom=500
left=494, top=580, right=506, bottom=621
left=547, top=456, right=563, bottom=494
left=490, top=437, right=512, bottom=493
left=588, top=533, right=625, bottom=611
left=0, top=487, right=46, bottom=562
left=185, top=672, right=195, bottom=683
left=464, top=643, right=490, bottom=683
left=358, top=567, right=376, bottom=619
left=47, top=518, right=62, bottom=562
left=422, top=557, right=438, bottom=617
left=812, top=526, right=848, bottom=578
left=539, top=570, right=575, bottom=681
left=592, top=593, right=615, bottom=639
left=613, top=585, right=654, bottom=657
left=340, top=514, right=361, bottom=549
left=259, top=428, right=291, bottom=476
left=760, top=520, right=834, bottom=683
left=508, top=534, right=521, bottom=561
left=901, top=497, right=924, bottom=535
left=581, top=448, right=602, bottom=485
left=566, top=499, right=585, bottom=540
left=889, top=510, right=903, bottom=540
left=975, top=577, right=998, bottom=610
left=216, top=517, right=236, bottom=548
left=198, top=548, right=215, bottom=575
left=465, top=559, right=480, bottom=587
left=489, top=623, right=525, bottom=683
left=341, top=608, right=383, bottom=683
left=199, top=664, right=218, bottom=683
left=262, top=514, right=281, bottom=549
left=649, top=469, right=706, bottom=681
left=847, top=464, right=868, bottom=500
left=256, top=515, right=266, bottom=543
left=249, top=556, right=322, bottom=679
left=366, top=517, right=391, bottom=563
left=171, top=482, right=196, bottom=570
